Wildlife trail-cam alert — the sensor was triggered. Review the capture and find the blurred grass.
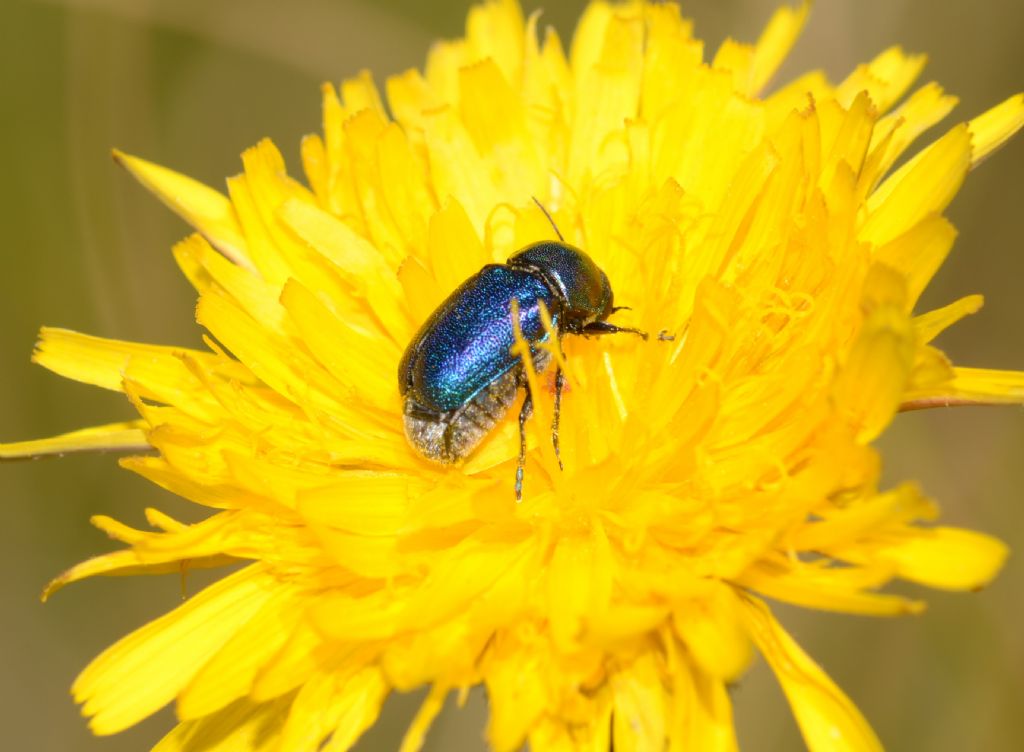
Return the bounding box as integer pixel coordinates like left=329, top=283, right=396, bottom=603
left=1, top=0, right=1021, bottom=750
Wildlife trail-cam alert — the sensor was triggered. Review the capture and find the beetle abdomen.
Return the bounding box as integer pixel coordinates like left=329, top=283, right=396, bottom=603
left=404, top=350, right=551, bottom=463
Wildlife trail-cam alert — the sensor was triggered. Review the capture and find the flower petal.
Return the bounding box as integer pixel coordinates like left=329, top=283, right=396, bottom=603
left=862, top=123, right=971, bottom=246
left=967, top=92, right=1024, bottom=168
left=0, top=420, right=148, bottom=460
left=869, top=526, right=1008, bottom=591
left=912, top=295, right=984, bottom=344
left=153, top=695, right=291, bottom=752
left=611, top=652, right=667, bottom=752
left=902, top=366, right=1024, bottom=407
left=307, top=667, right=389, bottom=752
left=399, top=684, right=449, bottom=752
left=872, top=214, right=957, bottom=308
left=672, top=584, right=752, bottom=681
left=739, top=595, right=882, bottom=752
left=112, top=150, right=252, bottom=269
left=74, top=565, right=278, bottom=734
left=748, top=2, right=809, bottom=96
left=831, top=299, right=915, bottom=444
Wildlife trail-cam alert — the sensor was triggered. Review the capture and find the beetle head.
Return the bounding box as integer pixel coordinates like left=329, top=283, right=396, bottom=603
left=507, top=241, right=614, bottom=331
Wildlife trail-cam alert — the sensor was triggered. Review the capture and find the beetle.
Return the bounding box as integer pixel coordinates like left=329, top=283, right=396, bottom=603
left=398, top=205, right=645, bottom=500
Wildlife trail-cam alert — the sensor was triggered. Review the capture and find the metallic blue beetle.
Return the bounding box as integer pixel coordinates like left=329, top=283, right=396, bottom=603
left=398, top=231, right=645, bottom=499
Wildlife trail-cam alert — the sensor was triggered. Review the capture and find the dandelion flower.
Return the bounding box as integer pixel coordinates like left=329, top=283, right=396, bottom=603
left=4, top=1, right=1024, bottom=750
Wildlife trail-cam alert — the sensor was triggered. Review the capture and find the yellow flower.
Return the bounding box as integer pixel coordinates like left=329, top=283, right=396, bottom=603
left=4, top=1, right=1024, bottom=749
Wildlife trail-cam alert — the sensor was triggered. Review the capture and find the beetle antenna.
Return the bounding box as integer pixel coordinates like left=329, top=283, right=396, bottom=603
left=531, top=196, right=565, bottom=242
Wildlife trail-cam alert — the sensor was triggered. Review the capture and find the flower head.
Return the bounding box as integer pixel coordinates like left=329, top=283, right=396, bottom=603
left=5, top=1, right=1024, bottom=750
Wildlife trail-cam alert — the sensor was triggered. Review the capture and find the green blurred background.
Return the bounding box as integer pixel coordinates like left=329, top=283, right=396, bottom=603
left=1, top=0, right=1022, bottom=749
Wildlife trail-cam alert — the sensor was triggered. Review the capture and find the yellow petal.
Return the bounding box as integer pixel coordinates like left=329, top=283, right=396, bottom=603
left=340, top=68, right=386, bottom=117
left=568, top=1, right=614, bottom=79
left=0, top=420, right=148, bottom=460
left=665, top=643, right=737, bottom=752
left=528, top=709, right=612, bottom=752
left=399, top=684, right=449, bottom=752
left=672, top=584, right=751, bottom=681
left=387, top=68, right=441, bottom=130
left=905, top=344, right=956, bottom=396
left=765, top=70, right=828, bottom=130
left=711, top=38, right=754, bottom=96
left=486, top=643, right=549, bottom=752
left=153, top=696, right=291, bottom=752
left=862, top=123, right=971, bottom=246
left=427, top=197, right=490, bottom=294
left=902, top=366, right=1024, bottom=407
left=42, top=510, right=240, bottom=600
left=611, top=652, right=667, bottom=752
left=250, top=620, right=327, bottom=702
left=567, top=6, right=644, bottom=186
left=912, top=294, right=984, bottom=344
left=295, top=473, right=415, bottom=535
left=748, top=2, right=809, bottom=95
left=872, top=214, right=957, bottom=307
left=74, top=565, right=277, bottom=735
left=279, top=279, right=400, bottom=413
left=836, top=46, right=926, bottom=113
left=300, top=133, right=328, bottom=206
left=459, top=58, right=544, bottom=198
left=639, top=3, right=701, bottom=123
left=31, top=327, right=236, bottom=423
left=865, top=82, right=958, bottom=189
left=278, top=197, right=408, bottom=341
left=420, top=105, right=502, bottom=234
left=465, top=0, right=525, bottom=84
left=173, top=234, right=286, bottom=335
left=967, top=92, right=1024, bottom=168
left=309, top=589, right=404, bottom=642
left=874, top=527, right=1009, bottom=590
left=683, top=674, right=737, bottom=752
left=739, top=595, right=882, bottom=752
left=375, top=123, right=435, bottom=256
left=177, top=587, right=303, bottom=720
left=293, top=667, right=389, bottom=752
left=547, top=526, right=614, bottom=648
left=792, top=484, right=936, bottom=552
left=818, top=92, right=876, bottom=194
left=113, top=150, right=252, bottom=269
left=194, top=291, right=345, bottom=417
left=831, top=300, right=915, bottom=444
left=236, top=139, right=327, bottom=283
left=737, top=557, right=924, bottom=616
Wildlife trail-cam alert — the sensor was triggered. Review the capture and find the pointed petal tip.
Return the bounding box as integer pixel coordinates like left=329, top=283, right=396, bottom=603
left=110, top=148, right=149, bottom=177
left=0, top=422, right=151, bottom=462
left=108, top=148, right=254, bottom=269
left=40, top=577, right=63, bottom=603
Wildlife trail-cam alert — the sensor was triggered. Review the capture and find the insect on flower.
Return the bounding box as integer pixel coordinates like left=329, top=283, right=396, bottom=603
left=398, top=201, right=646, bottom=499
left=2, top=1, right=1023, bottom=749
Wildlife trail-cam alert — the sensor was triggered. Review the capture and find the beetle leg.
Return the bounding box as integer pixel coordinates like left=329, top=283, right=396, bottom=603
left=582, top=320, right=649, bottom=340
left=516, top=382, right=534, bottom=502
left=551, top=364, right=566, bottom=471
